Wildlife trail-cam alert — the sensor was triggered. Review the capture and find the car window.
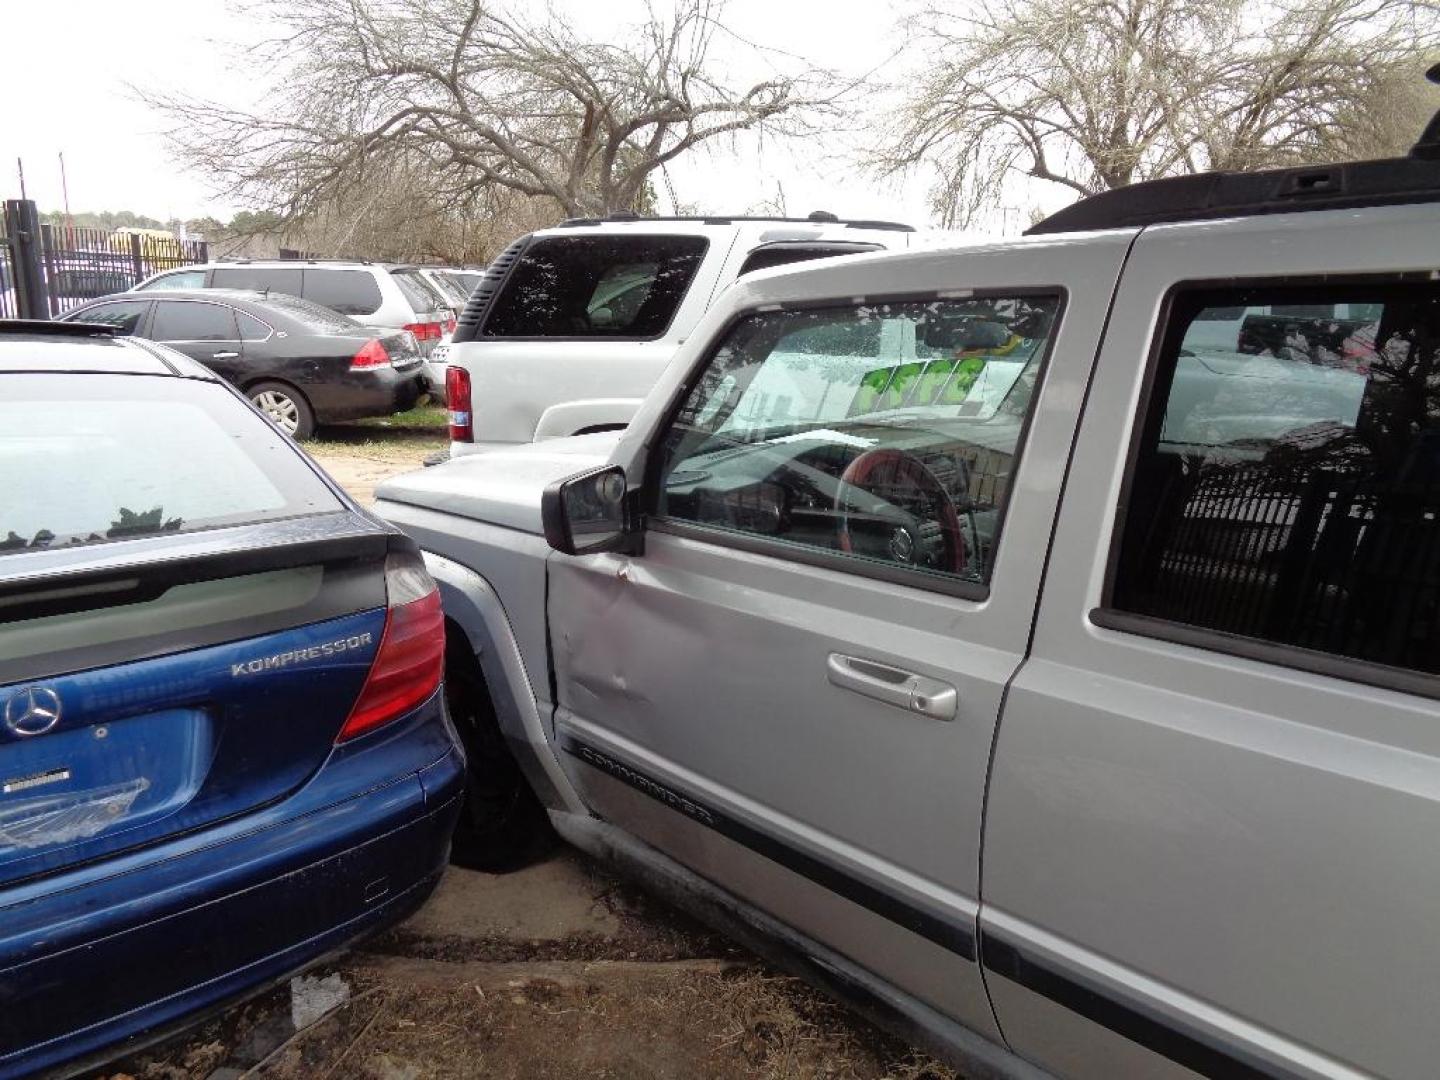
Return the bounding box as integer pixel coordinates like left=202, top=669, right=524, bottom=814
left=258, top=293, right=363, bottom=334
left=390, top=269, right=448, bottom=315
left=737, top=243, right=881, bottom=277
left=137, top=269, right=206, bottom=291
left=655, top=294, right=1062, bottom=587
left=444, top=270, right=481, bottom=294
left=1110, top=281, right=1440, bottom=676
left=0, top=374, right=342, bottom=556
left=483, top=235, right=708, bottom=338
left=71, top=300, right=149, bottom=335
left=211, top=266, right=303, bottom=296
left=151, top=301, right=238, bottom=342
left=236, top=310, right=272, bottom=341
left=301, top=268, right=383, bottom=316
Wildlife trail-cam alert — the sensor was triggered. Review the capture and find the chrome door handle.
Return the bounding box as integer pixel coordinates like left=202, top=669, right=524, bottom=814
left=212, top=350, right=239, bottom=359
left=826, top=653, right=958, bottom=721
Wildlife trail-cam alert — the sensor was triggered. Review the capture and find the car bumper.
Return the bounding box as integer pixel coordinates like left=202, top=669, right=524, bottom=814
left=420, top=359, right=448, bottom=404
left=312, top=364, right=426, bottom=423
left=0, top=698, right=464, bottom=1079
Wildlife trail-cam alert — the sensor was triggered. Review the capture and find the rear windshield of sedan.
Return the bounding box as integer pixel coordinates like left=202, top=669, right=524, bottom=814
left=258, top=293, right=365, bottom=335
left=0, top=374, right=342, bottom=556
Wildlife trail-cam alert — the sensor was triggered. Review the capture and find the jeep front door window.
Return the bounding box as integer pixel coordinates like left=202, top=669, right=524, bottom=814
left=655, top=295, right=1061, bottom=587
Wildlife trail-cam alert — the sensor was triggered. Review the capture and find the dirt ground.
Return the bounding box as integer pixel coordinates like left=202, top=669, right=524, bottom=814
left=89, top=420, right=958, bottom=1080
left=95, top=854, right=956, bottom=1080
left=304, top=409, right=450, bottom=505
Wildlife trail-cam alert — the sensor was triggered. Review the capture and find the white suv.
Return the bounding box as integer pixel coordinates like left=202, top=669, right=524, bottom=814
left=442, top=213, right=917, bottom=455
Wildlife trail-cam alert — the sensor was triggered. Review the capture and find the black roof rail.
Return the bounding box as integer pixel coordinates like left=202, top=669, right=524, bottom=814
left=1025, top=155, right=1440, bottom=235
left=218, top=256, right=374, bottom=265
left=0, top=319, right=115, bottom=337
left=1032, top=68, right=1440, bottom=236
left=556, top=213, right=915, bottom=233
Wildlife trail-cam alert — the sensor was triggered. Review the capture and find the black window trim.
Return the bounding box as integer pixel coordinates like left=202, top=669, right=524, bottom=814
left=643, top=285, right=1070, bottom=603
left=478, top=234, right=712, bottom=343
left=1093, top=269, right=1440, bottom=701
left=232, top=306, right=275, bottom=342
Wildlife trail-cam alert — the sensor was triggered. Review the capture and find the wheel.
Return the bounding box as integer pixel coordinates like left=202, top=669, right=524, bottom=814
left=445, top=634, right=555, bottom=872
left=834, top=447, right=968, bottom=575
left=248, top=381, right=315, bottom=440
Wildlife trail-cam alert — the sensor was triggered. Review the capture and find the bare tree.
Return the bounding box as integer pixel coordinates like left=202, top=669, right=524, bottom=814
left=875, top=0, right=1440, bottom=226
left=144, top=0, right=830, bottom=225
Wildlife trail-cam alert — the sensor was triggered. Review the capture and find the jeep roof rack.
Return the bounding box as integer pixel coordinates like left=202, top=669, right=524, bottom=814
left=1030, top=65, right=1440, bottom=236
left=557, top=212, right=915, bottom=233
left=1026, top=155, right=1440, bottom=235
left=0, top=319, right=115, bottom=337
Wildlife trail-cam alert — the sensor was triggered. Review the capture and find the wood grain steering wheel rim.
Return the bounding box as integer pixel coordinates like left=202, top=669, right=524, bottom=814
left=835, top=448, right=966, bottom=575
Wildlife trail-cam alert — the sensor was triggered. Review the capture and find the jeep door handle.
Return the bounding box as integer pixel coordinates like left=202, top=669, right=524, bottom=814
left=826, top=653, right=958, bottom=721
left=212, top=350, right=239, bottom=359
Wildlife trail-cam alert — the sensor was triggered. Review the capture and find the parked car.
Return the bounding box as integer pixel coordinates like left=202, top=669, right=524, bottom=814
left=61, top=289, right=427, bottom=439
left=131, top=259, right=456, bottom=367
left=0, top=319, right=462, bottom=1079
left=375, top=147, right=1440, bottom=1079
left=440, top=213, right=918, bottom=456
left=417, top=266, right=473, bottom=316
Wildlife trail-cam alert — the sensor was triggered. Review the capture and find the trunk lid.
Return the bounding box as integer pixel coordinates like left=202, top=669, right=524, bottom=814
left=0, top=517, right=390, bottom=887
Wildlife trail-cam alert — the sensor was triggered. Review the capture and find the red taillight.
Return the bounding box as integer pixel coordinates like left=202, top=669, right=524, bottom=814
left=444, top=316, right=457, bottom=334
left=446, top=365, right=472, bottom=442
left=351, top=339, right=391, bottom=369
left=404, top=321, right=443, bottom=341
left=338, top=554, right=445, bottom=742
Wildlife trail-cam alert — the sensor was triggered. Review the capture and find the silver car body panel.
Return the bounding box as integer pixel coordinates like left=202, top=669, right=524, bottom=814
left=549, top=231, right=1136, bottom=1037
left=376, top=431, right=620, bottom=535
left=418, top=549, right=584, bottom=814
left=983, top=202, right=1440, bottom=1079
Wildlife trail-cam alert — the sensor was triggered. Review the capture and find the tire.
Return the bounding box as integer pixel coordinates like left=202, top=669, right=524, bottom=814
left=446, top=633, right=555, bottom=872
left=248, top=381, right=316, bottom=440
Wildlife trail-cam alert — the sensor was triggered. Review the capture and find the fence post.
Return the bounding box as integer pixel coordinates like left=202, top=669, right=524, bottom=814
left=3, top=200, right=48, bottom=320
left=128, top=232, right=144, bottom=282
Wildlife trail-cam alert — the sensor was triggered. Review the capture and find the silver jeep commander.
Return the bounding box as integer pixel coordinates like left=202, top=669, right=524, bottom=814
left=377, top=125, right=1440, bottom=1078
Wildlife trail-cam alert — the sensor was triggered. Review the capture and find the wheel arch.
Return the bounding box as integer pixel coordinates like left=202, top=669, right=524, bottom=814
left=422, top=549, right=585, bottom=815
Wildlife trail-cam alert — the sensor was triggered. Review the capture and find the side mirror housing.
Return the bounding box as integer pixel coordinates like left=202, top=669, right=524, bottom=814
left=541, top=465, right=638, bottom=556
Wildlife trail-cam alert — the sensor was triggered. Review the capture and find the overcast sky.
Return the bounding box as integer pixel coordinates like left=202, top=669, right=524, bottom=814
left=0, top=0, right=1043, bottom=235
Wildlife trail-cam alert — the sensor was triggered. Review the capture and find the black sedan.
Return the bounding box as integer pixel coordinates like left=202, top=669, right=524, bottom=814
left=60, top=289, right=426, bottom=438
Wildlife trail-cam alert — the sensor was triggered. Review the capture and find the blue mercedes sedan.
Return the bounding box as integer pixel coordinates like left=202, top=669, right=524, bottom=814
left=0, top=320, right=463, bottom=1078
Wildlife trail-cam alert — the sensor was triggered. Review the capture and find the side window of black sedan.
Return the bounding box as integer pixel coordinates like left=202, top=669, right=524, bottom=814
left=151, top=301, right=239, bottom=342
left=75, top=300, right=150, bottom=335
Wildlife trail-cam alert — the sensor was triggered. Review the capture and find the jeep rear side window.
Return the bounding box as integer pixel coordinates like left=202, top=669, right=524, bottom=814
left=482, top=236, right=708, bottom=339
left=1111, top=282, right=1440, bottom=676
left=655, top=294, right=1062, bottom=588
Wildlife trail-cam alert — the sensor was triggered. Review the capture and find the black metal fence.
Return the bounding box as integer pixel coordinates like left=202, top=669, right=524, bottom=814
left=1, top=200, right=208, bottom=320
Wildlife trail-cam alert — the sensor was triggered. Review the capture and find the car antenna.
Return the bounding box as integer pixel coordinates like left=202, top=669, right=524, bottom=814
left=1409, top=63, right=1440, bottom=159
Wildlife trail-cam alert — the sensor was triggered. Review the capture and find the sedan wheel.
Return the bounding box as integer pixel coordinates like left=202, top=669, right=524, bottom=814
left=248, top=382, right=316, bottom=440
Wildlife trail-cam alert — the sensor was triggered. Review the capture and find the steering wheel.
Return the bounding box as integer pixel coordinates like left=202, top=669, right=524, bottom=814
left=835, top=448, right=967, bottom=575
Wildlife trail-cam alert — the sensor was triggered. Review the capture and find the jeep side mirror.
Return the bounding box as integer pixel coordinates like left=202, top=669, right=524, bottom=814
left=542, top=465, right=635, bottom=556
